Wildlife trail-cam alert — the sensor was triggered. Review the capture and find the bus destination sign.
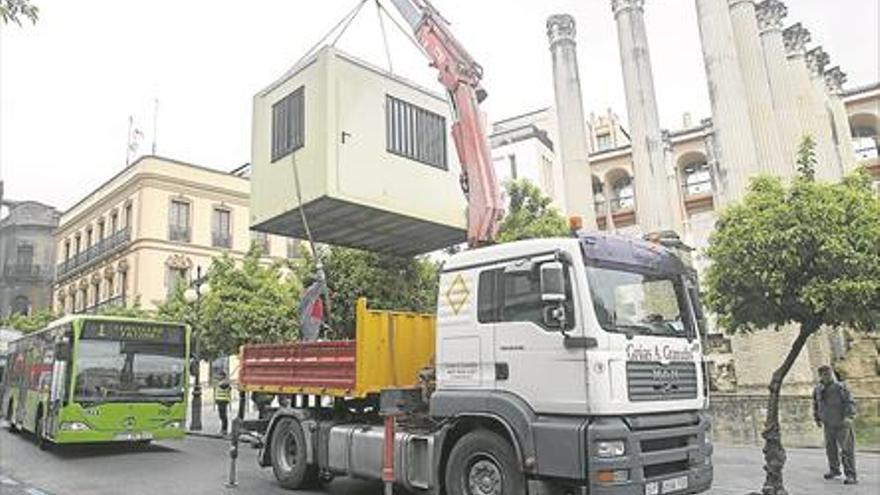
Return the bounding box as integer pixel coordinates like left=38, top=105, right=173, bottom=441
left=82, top=321, right=184, bottom=345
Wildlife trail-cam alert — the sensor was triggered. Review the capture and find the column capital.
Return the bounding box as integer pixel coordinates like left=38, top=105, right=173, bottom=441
left=611, top=0, right=644, bottom=16
left=783, top=23, right=810, bottom=57
left=728, top=0, right=755, bottom=8
left=805, top=46, right=829, bottom=78
left=756, top=0, right=787, bottom=34
left=824, top=66, right=847, bottom=95
left=547, top=14, right=576, bottom=48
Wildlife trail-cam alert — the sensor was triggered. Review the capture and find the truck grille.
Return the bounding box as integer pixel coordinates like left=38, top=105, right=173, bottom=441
left=627, top=362, right=698, bottom=402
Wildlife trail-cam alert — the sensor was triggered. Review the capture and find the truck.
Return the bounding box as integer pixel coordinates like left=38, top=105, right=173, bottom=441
left=238, top=233, right=713, bottom=495
left=238, top=1, right=713, bottom=494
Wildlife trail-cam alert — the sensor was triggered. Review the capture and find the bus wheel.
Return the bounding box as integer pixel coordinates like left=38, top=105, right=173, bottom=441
left=444, top=430, right=526, bottom=495
left=270, top=417, right=318, bottom=489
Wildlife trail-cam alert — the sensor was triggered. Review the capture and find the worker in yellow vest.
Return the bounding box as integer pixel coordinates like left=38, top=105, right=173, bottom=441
left=214, top=371, right=232, bottom=436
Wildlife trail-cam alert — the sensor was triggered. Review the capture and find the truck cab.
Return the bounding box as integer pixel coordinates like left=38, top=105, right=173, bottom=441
left=431, top=232, right=712, bottom=494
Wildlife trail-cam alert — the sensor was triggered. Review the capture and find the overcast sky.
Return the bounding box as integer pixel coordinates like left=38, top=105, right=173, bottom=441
left=1, top=0, right=877, bottom=211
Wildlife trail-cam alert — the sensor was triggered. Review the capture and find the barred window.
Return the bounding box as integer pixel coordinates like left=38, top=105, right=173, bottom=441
left=386, top=95, right=447, bottom=170
left=272, top=86, right=305, bottom=162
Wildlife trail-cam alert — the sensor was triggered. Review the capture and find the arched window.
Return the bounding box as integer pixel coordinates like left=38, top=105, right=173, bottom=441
left=11, top=295, right=31, bottom=316
left=610, top=175, right=635, bottom=211
left=681, top=160, right=713, bottom=197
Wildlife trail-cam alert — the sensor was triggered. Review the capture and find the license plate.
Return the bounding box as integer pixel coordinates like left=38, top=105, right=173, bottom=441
left=114, top=432, right=153, bottom=441
left=661, top=476, right=688, bottom=493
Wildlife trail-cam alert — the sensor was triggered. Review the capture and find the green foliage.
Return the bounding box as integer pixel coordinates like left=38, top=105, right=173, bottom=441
left=796, top=135, right=817, bottom=181
left=157, top=247, right=302, bottom=360
left=294, top=246, right=440, bottom=339
left=1, top=308, right=56, bottom=333
left=705, top=168, right=880, bottom=335
left=1, top=0, right=38, bottom=25
left=497, top=179, right=569, bottom=243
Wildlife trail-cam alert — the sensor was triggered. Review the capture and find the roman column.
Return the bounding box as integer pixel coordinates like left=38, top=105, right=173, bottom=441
left=547, top=14, right=597, bottom=228
left=825, top=66, right=858, bottom=172
left=728, top=0, right=785, bottom=175
left=784, top=25, right=824, bottom=176
left=756, top=0, right=798, bottom=177
left=611, top=0, right=682, bottom=234
left=805, top=46, right=842, bottom=180
left=694, top=0, right=759, bottom=203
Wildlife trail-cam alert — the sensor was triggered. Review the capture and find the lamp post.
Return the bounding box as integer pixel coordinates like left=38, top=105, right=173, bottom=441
left=184, top=265, right=210, bottom=431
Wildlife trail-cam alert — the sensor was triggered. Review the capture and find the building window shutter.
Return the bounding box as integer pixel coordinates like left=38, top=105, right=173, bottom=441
left=386, top=95, right=447, bottom=170
left=271, top=86, right=305, bottom=162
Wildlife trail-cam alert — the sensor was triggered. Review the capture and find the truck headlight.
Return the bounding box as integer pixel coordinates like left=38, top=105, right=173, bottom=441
left=60, top=421, right=91, bottom=431
left=596, top=440, right=626, bottom=458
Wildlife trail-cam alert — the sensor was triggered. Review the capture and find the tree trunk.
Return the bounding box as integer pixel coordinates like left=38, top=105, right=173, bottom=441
left=759, top=325, right=816, bottom=495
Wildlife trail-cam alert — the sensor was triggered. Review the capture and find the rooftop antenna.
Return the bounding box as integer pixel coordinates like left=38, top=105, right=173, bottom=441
left=151, top=98, right=159, bottom=155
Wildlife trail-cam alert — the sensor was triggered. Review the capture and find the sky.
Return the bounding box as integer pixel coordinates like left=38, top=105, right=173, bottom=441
left=1, top=0, right=877, bottom=211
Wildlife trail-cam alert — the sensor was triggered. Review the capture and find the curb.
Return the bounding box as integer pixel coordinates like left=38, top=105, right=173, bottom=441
left=187, top=431, right=227, bottom=440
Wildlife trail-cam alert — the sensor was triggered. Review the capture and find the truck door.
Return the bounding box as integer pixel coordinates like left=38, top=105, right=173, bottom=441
left=490, top=257, right=589, bottom=415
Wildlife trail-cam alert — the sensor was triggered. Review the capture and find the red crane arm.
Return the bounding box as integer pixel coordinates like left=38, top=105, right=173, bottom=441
left=389, top=0, right=504, bottom=247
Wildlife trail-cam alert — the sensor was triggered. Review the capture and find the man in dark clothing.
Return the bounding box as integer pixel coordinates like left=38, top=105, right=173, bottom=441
left=813, top=365, right=858, bottom=485
left=214, top=372, right=232, bottom=436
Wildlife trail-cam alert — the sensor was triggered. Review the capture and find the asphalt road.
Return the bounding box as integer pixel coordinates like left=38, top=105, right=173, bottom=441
left=1, top=425, right=877, bottom=495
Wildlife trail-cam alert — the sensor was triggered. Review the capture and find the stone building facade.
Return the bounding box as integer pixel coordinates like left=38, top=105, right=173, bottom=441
left=490, top=0, right=880, bottom=399
left=52, top=156, right=295, bottom=314
left=0, top=200, right=60, bottom=317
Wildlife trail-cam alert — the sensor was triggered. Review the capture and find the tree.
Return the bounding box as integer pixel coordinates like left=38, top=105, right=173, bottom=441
left=1, top=0, right=39, bottom=25
left=796, top=135, right=817, bottom=181
left=157, top=247, right=302, bottom=360
left=294, top=245, right=440, bottom=339
left=704, top=158, right=880, bottom=493
left=1, top=308, right=56, bottom=333
left=497, top=179, right=569, bottom=242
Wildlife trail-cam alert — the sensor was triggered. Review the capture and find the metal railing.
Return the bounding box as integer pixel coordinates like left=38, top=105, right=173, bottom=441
left=81, top=295, right=127, bottom=314
left=610, top=196, right=635, bottom=212
left=212, top=233, right=232, bottom=249
left=3, top=263, right=43, bottom=280
left=57, top=227, right=131, bottom=280
left=169, top=225, right=191, bottom=243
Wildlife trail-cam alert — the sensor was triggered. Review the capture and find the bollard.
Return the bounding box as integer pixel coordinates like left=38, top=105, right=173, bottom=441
left=226, top=417, right=241, bottom=488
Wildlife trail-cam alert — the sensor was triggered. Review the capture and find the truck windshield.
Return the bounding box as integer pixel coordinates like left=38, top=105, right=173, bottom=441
left=585, top=265, right=694, bottom=338
left=74, top=325, right=186, bottom=404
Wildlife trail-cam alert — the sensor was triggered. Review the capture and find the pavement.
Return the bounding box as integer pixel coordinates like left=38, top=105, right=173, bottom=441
left=1, top=422, right=878, bottom=495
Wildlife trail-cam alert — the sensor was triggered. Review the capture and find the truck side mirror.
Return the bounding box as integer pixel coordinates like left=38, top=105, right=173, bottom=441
left=540, top=262, right=566, bottom=302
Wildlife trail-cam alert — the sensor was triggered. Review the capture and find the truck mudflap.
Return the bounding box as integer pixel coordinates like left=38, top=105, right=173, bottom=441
left=586, top=411, right=713, bottom=495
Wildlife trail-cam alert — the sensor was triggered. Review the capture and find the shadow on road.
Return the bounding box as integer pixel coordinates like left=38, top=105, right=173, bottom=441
left=6, top=427, right=183, bottom=460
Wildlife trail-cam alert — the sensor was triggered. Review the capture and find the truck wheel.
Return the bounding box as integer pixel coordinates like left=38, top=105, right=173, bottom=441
left=270, top=417, right=317, bottom=489
left=445, top=430, right=525, bottom=495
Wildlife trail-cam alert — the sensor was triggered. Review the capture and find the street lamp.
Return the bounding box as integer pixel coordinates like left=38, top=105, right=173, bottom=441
left=184, top=266, right=210, bottom=431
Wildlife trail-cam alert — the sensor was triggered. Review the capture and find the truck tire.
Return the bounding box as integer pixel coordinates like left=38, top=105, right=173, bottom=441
left=445, top=430, right=526, bottom=495
left=270, top=417, right=318, bottom=489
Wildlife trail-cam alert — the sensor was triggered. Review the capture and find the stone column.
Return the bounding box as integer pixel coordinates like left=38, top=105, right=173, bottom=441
left=825, top=66, right=858, bottom=172
left=756, top=0, right=798, bottom=177
left=805, top=46, right=843, bottom=180
left=784, top=25, right=823, bottom=175
left=611, top=0, right=681, bottom=234
left=547, top=14, right=597, bottom=228
left=728, top=0, right=785, bottom=174
left=694, top=0, right=759, bottom=204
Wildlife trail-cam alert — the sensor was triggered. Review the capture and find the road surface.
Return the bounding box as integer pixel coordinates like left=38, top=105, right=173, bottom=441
left=1, top=425, right=877, bottom=495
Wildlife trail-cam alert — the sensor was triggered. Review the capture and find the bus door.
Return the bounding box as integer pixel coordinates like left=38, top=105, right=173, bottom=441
left=47, top=342, right=70, bottom=436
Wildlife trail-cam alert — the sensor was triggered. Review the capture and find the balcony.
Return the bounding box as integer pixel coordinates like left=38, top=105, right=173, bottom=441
left=57, top=227, right=131, bottom=281
left=169, top=225, right=191, bottom=243
left=3, top=263, right=45, bottom=281
left=212, top=233, right=232, bottom=249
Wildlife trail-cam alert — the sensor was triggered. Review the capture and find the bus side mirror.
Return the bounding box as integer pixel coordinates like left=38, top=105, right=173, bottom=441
left=55, top=343, right=70, bottom=362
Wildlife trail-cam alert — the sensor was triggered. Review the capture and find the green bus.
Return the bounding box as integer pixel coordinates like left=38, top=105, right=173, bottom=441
left=2, top=315, right=189, bottom=448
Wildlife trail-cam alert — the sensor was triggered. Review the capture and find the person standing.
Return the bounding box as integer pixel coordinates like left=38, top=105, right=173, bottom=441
left=214, top=371, right=232, bottom=436
left=813, top=365, right=858, bottom=485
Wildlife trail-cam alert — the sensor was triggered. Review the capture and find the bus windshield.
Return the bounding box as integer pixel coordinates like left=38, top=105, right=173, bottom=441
left=74, top=322, right=186, bottom=404
left=585, top=265, right=695, bottom=339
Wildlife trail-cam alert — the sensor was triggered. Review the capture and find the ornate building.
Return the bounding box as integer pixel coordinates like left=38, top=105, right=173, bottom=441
left=490, top=0, right=880, bottom=396
left=52, top=156, right=296, bottom=314
left=0, top=200, right=60, bottom=317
